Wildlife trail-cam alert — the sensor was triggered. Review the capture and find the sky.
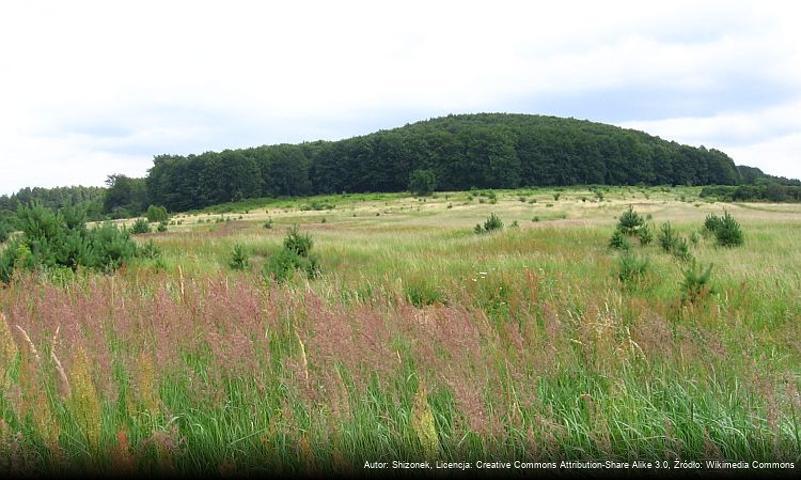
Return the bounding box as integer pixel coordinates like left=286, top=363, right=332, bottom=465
left=0, top=0, right=799, bottom=194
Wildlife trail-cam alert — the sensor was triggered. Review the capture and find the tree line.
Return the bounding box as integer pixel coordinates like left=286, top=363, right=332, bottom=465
left=144, top=114, right=746, bottom=211
left=3, top=114, right=797, bottom=217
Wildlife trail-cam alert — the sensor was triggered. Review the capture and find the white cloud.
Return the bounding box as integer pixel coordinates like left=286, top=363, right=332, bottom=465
left=0, top=0, right=799, bottom=193
left=620, top=99, right=801, bottom=178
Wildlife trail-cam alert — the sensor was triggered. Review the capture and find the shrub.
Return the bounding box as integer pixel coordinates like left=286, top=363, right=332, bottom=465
left=638, top=223, right=653, bottom=246
left=681, top=261, right=714, bottom=304
left=609, top=230, right=631, bottom=250
left=229, top=244, right=250, bottom=271
left=300, top=200, right=334, bottom=211
left=671, top=236, right=693, bottom=263
left=474, top=213, right=503, bottom=234
left=139, top=240, right=162, bottom=260
left=262, top=226, right=320, bottom=283
left=714, top=211, right=744, bottom=247
left=157, top=222, right=168, bottom=232
left=0, top=205, right=143, bottom=282
left=658, top=222, right=677, bottom=252
left=618, top=251, right=649, bottom=286
left=89, top=223, right=140, bottom=272
left=263, top=248, right=301, bottom=283
left=283, top=225, right=313, bottom=257
left=553, top=193, right=561, bottom=201
left=617, top=206, right=644, bottom=236
left=130, top=218, right=151, bottom=235
left=408, top=169, right=437, bottom=196
left=146, top=205, right=169, bottom=223
left=483, top=213, right=503, bottom=232
left=0, top=219, right=12, bottom=243
left=263, top=218, right=274, bottom=229
left=263, top=248, right=320, bottom=283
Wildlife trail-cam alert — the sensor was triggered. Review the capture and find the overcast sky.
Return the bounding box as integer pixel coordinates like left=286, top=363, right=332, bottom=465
left=1, top=0, right=799, bottom=194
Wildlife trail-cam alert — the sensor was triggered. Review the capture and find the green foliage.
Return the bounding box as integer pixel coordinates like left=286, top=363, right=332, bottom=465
left=474, top=213, right=503, bottom=234
left=658, top=222, right=677, bottom=252
left=300, top=200, right=334, bottom=211
left=0, top=185, right=106, bottom=221
left=609, top=230, right=631, bottom=250
left=638, top=223, right=653, bottom=246
left=139, top=240, right=162, bottom=260
left=671, top=236, right=693, bottom=263
left=713, top=211, right=744, bottom=247
left=157, top=222, right=168, bottom=232
left=263, top=218, right=274, bottom=229
left=0, top=218, right=12, bottom=243
left=617, top=251, right=649, bottom=286
left=130, top=218, right=151, bottom=235
left=681, top=261, right=715, bottom=304
left=0, top=204, right=139, bottom=282
left=146, top=205, right=169, bottom=223
left=700, top=182, right=801, bottom=203
left=616, top=206, right=645, bottom=236
left=145, top=114, right=744, bottom=212
left=283, top=225, right=313, bottom=257
left=104, top=174, right=148, bottom=217
left=229, top=244, right=250, bottom=271
left=703, top=214, right=723, bottom=235
left=404, top=279, right=444, bottom=307
left=262, top=226, right=320, bottom=283
left=409, top=169, right=437, bottom=196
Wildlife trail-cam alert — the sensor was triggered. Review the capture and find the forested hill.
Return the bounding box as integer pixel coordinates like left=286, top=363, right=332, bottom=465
left=144, top=113, right=741, bottom=211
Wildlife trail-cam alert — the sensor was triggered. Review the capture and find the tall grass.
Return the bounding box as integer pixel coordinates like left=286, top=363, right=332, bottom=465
left=0, top=187, right=800, bottom=475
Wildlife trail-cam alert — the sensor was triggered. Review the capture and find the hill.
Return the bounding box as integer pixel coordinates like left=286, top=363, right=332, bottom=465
left=144, top=113, right=743, bottom=212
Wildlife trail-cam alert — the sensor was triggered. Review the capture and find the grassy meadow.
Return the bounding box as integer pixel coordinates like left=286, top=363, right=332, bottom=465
left=2, top=185, right=801, bottom=475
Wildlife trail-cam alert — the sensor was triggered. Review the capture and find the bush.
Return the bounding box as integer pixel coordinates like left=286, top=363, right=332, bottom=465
left=139, top=240, right=162, bottom=260
left=0, top=219, right=12, bottom=243
left=681, top=261, right=714, bottom=304
left=618, top=251, right=649, bottom=286
left=609, top=230, right=631, bottom=250
left=658, top=222, right=677, bottom=252
left=671, top=236, right=693, bottom=263
left=617, top=206, right=644, bottom=236
left=483, top=213, right=503, bottom=232
left=283, top=225, right=313, bottom=257
left=146, top=205, right=169, bottom=223
left=263, top=218, right=274, bottom=229
left=229, top=244, right=250, bottom=271
left=300, top=200, right=334, bottom=211
left=0, top=205, right=140, bottom=282
left=130, top=218, right=151, bottom=234
left=262, top=226, right=320, bottom=283
left=474, top=213, right=503, bottom=234
left=714, top=211, right=744, bottom=247
left=157, top=222, right=168, bottom=232
left=703, top=214, right=723, bottom=235
left=638, top=223, right=653, bottom=246
left=408, top=169, right=437, bottom=196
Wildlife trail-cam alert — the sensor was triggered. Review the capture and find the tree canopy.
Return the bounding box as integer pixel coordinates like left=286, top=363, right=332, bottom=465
left=145, top=114, right=748, bottom=211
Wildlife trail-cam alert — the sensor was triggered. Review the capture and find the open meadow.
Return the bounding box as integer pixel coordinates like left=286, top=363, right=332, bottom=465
left=2, top=186, right=801, bottom=475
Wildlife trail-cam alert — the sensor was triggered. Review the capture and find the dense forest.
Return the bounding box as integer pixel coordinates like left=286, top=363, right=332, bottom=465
left=2, top=114, right=797, bottom=217
left=0, top=186, right=105, bottom=219
left=145, top=114, right=746, bottom=211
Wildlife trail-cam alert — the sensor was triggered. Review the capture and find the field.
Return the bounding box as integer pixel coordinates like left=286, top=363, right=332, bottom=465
left=2, top=186, right=801, bottom=475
